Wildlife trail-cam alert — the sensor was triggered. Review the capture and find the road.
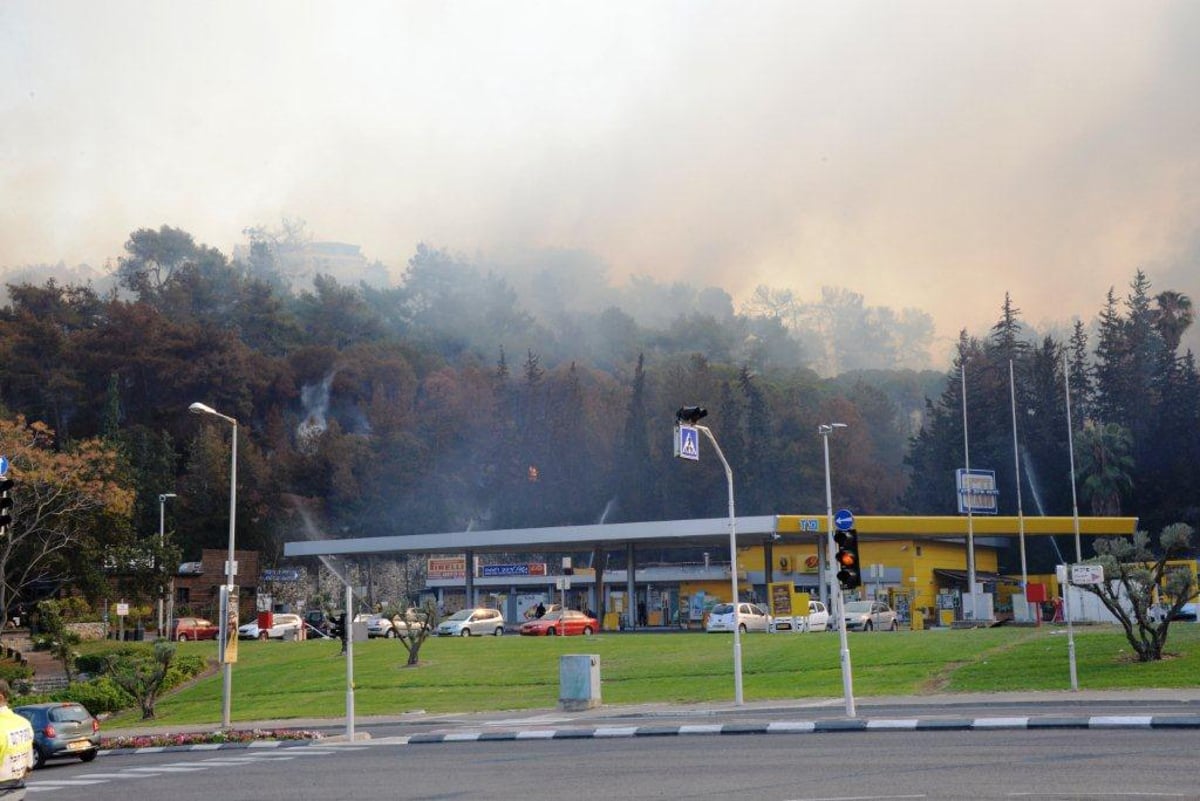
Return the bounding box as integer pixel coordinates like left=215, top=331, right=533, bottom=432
left=27, top=729, right=1196, bottom=801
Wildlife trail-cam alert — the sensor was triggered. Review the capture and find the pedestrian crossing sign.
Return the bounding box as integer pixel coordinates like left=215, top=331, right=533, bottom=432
left=675, top=425, right=700, bottom=461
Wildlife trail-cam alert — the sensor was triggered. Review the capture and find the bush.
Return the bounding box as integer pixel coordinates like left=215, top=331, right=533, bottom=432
left=55, top=677, right=134, bottom=715
left=0, top=660, right=33, bottom=683
left=76, top=645, right=149, bottom=676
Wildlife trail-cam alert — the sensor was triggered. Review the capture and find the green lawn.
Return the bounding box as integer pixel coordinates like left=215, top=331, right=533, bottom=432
left=101, top=623, right=1200, bottom=728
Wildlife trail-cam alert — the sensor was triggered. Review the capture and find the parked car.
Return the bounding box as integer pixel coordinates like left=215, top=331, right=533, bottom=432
left=1175, top=603, right=1198, bottom=622
left=705, top=602, right=771, bottom=633
left=770, top=600, right=830, bottom=632
left=14, top=702, right=100, bottom=769
left=171, top=616, right=219, bottom=642
left=303, top=609, right=336, bottom=637
left=238, top=613, right=303, bottom=640
left=519, top=609, right=599, bottom=636
left=435, top=608, right=505, bottom=637
left=838, top=600, right=898, bottom=631
left=366, top=614, right=397, bottom=638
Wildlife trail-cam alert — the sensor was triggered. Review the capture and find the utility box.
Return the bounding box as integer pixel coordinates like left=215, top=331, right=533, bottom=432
left=559, top=654, right=601, bottom=711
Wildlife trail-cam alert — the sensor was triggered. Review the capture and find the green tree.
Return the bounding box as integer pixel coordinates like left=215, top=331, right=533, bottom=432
left=0, top=417, right=136, bottom=618
left=1075, top=420, right=1134, bottom=516
left=1078, top=523, right=1197, bottom=662
left=106, top=640, right=177, bottom=719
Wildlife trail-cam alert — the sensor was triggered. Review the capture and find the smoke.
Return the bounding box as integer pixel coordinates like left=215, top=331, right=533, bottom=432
left=3, top=3, right=1198, bottom=361
left=296, top=371, right=336, bottom=454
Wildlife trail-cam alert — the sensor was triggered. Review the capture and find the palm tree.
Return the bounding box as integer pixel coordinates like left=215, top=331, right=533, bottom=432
left=1152, top=290, right=1194, bottom=352
left=1074, top=420, right=1135, bottom=515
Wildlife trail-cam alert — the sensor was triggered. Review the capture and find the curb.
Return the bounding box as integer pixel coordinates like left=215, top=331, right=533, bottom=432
left=97, top=714, right=1200, bottom=756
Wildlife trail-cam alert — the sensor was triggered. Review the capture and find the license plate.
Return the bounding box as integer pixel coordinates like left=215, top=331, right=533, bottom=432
left=68, top=740, right=89, bottom=751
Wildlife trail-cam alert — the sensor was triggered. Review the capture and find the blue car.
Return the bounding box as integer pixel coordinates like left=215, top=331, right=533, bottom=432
left=14, top=702, right=100, bottom=768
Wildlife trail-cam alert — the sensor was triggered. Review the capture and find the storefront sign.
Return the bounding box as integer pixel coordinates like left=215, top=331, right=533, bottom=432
left=427, top=556, right=466, bottom=579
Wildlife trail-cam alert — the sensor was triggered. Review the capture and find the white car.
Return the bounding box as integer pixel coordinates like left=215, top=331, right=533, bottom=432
left=435, top=608, right=506, bottom=637
left=770, top=600, right=830, bottom=632
left=837, top=600, right=898, bottom=632
left=367, top=614, right=397, bottom=638
left=705, top=602, right=771, bottom=633
left=238, top=613, right=303, bottom=640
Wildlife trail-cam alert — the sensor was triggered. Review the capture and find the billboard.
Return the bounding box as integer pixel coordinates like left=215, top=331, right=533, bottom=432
left=956, top=469, right=999, bottom=514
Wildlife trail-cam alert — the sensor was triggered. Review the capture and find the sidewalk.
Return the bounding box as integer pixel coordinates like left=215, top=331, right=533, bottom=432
left=98, top=687, right=1200, bottom=746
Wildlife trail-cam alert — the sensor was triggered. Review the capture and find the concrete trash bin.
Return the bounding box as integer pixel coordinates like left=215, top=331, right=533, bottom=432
left=559, top=654, right=601, bottom=711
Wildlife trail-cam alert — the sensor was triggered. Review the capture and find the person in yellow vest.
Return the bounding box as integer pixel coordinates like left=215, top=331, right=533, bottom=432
left=0, top=680, right=34, bottom=798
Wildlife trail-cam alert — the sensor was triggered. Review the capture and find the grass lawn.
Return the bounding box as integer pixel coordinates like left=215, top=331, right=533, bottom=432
left=100, top=623, right=1200, bottom=728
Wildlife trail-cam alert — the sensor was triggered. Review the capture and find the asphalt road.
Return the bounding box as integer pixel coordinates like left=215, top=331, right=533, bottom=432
left=27, top=729, right=1198, bottom=801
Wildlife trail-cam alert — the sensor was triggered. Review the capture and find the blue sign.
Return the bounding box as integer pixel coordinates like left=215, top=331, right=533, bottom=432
left=482, top=563, right=532, bottom=578
left=0, top=456, right=8, bottom=476
left=675, top=425, right=700, bottom=461
left=261, top=568, right=301, bottom=582
left=834, top=509, right=855, bottom=531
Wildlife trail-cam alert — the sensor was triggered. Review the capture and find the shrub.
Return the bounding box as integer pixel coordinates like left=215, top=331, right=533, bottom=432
left=76, top=645, right=149, bottom=676
left=0, top=660, right=33, bottom=683
left=55, top=677, right=134, bottom=715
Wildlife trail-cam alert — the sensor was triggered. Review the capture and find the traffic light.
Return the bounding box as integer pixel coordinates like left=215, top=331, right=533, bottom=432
left=675, top=406, right=708, bottom=424
left=0, top=477, right=13, bottom=530
left=834, top=528, right=861, bottom=589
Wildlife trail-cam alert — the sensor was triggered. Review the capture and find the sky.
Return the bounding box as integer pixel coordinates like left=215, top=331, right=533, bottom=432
left=3, top=1, right=1198, bottom=356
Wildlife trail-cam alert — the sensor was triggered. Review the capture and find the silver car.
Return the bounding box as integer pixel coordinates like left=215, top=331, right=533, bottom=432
left=705, top=602, right=770, bottom=633
left=839, top=600, right=897, bottom=631
left=435, top=607, right=506, bottom=636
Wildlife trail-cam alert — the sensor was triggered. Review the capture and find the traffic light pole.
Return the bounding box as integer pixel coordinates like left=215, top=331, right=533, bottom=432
left=821, top=424, right=855, bottom=718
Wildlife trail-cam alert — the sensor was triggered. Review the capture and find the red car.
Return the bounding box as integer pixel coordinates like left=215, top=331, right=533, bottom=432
left=519, top=610, right=598, bottom=636
left=172, top=616, right=219, bottom=641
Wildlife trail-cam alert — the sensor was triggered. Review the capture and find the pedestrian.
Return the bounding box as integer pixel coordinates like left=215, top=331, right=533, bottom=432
left=0, top=679, right=34, bottom=793
left=535, top=602, right=546, bottom=619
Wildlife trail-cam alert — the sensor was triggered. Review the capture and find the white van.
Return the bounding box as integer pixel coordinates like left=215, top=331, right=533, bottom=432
left=435, top=608, right=506, bottom=637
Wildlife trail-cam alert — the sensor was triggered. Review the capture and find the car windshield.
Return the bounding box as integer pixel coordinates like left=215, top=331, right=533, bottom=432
left=445, top=609, right=472, bottom=621
left=711, top=604, right=734, bottom=615
left=49, top=705, right=91, bottom=723
left=538, top=611, right=562, bottom=621
left=844, top=601, right=873, bottom=614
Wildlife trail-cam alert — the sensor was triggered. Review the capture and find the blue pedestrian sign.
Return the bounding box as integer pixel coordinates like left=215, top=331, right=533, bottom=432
left=0, top=456, right=8, bottom=476
left=675, top=425, right=700, bottom=461
left=834, top=509, right=854, bottom=531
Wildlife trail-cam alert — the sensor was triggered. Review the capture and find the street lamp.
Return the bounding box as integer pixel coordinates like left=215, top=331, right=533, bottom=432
left=157, top=493, right=177, bottom=636
left=819, top=422, right=855, bottom=717
left=675, top=406, right=744, bottom=706
left=189, top=401, right=238, bottom=728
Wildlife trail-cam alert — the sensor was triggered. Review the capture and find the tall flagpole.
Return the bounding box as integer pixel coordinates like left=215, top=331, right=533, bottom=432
left=1063, top=353, right=1082, bottom=562
left=961, top=363, right=976, bottom=620
left=1009, top=360, right=1029, bottom=620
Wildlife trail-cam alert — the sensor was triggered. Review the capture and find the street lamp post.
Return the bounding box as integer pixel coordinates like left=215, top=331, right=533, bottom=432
left=189, top=402, right=238, bottom=729
left=157, top=493, right=177, bottom=637
left=675, top=406, right=743, bottom=706
left=820, top=422, right=855, bottom=717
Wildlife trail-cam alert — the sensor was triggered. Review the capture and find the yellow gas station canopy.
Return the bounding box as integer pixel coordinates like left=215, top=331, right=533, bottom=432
left=774, top=515, right=1138, bottom=537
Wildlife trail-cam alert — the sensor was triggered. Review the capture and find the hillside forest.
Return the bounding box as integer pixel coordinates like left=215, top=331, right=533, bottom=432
left=0, top=225, right=1196, bottom=612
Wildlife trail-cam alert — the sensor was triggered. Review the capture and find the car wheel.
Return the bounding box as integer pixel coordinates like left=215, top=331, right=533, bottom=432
left=583, top=626, right=594, bottom=635
left=178, top=633, right=189, bottom=642
left=33, top=747, right=46, bottom=770
left=258, top=631, right=269, bottom=640
left=493, top=627, right=503, bottom=636
left=864, top=621, right=873, bottom=632
left=460, top=628, right=471, bottom=637
left=385, top=629, right=396, bottom=638
left=79, top=750, right=97, bottom=763
left=547, top=627, right=557, bottom=636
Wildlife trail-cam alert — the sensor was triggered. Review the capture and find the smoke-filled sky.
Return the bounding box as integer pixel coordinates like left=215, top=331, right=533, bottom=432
left=3, top=2, right=1199, bottom=354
